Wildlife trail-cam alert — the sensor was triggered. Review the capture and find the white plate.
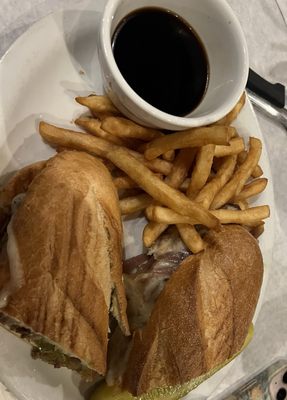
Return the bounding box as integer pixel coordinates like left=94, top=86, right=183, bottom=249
left=0, top=2, right=275, bottom=400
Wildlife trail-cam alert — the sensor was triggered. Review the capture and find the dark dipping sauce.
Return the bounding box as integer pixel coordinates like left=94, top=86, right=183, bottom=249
left=112, top=7, right=209, bottom=117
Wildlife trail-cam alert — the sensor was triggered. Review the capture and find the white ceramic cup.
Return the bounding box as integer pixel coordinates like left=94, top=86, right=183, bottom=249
left=98, top=0, right=249, bottom=130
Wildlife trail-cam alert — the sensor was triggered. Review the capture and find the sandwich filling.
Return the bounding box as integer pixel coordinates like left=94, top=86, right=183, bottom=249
left=123, top=227, right=190, bottom=330
left=124, top=250, right=190, bottom=330
left=106, top=228, right=191, bottom=386
left=0, top=313, right=97, bottom=380
left=0, top=194, right=26, bottom=308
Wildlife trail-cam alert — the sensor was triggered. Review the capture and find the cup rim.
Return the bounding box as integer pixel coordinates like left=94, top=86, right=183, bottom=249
left=100, top=0, right=249, bottom=128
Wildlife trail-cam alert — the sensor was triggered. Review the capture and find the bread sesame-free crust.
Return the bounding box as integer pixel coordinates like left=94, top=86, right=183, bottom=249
left=0, top=151, right=129, bottom=376
left=123, top=225, right=263, bottom=395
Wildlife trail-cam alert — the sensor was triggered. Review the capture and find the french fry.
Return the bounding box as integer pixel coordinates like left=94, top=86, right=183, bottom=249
left=213, top=92, right=246, bottom=126
left=107, top=147, right=219, bottom=228
left=234, top=200, right=249, bottom=210
left=165, top=148, right=196, bottom=188
left=138, top=142, right=175, bottom=163
left=145, top=204, right=269, bottom=227
left=143, top=222, right=168, bottom=248
left=237, top=150, right=247, bottom=164
left=233, top=178, right=268, bottom=202
left=130, top=151, right=172, bottom=175
left=39, top=121, right=116, bottom=157
left=179, top=178, right=190, bottom=191
left=114, top=173, right=163, bottom=189
left=187, top=144, right=215, bottom=197
left=211, top=206, right=270, bottom=226
left=145, top=205, right=198, bottom=225
left=230, top=129, right=238, bottom=138
left=75, top=117, right=128, bottom=146
left=194, top=155, right=237, bottom=209
left=211, top=138, right=262, bottom=209
left=143, top=148, right=196, bottom=246
left=145, top=148, right=211, bottom=249
left=176, top=224, right=206, bottom=253
left=75, top=95, right=120, bottom=116
left=113, top=175, right=138, bottom=190
left=250, top=222, right=265, bottom=238
left=144, top=126, right=235, bottom=160
left=252, top=166, right=263, bottom=178
left=120, top=194, right=153, bottom=215
left=251, top=165, right=263, bottom=178
left=40, top=90, right=269, bottom=251
left=162, top=150, right=176, bottom=162
left=101, top=116, right=162, bottom=141
left=145, top=202, right=205, bottom=255
left=214, top=137, right=245, bottom=157
left=39, top=122, right=172, bottom=175
left=238, top=150, right=263, bottom=178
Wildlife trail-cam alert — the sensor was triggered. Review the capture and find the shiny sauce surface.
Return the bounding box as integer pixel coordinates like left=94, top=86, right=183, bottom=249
left=112, top=7, right=209, bottom=117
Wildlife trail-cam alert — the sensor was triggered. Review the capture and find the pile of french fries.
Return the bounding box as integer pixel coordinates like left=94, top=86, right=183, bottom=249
left=39, top=92, right=270, bottom=253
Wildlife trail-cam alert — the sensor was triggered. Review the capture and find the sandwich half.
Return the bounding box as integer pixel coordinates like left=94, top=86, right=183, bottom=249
left=102, top=225, right=263, bottom=398
left=0, top=150, right=129, bottom=379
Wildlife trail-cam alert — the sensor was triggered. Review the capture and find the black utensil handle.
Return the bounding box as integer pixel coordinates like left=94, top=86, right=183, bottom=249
left=247, top=69, right=285, bottom=108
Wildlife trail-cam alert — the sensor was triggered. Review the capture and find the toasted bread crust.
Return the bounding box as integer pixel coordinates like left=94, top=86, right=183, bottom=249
left=123, top=225, right=263, bottom=395
left=0, top=151, right=129, bottom=375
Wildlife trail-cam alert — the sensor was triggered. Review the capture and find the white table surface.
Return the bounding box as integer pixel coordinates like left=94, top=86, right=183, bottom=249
left=0, top=1, right=287, bottom=399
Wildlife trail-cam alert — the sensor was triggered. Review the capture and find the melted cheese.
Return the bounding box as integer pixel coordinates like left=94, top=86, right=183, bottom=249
left=0, top=194, right=25, bottom=308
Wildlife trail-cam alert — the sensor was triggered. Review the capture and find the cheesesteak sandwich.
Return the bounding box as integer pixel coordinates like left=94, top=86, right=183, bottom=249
left=0, top=145, right=265, bottom=399
left=0, top=151, right=129, bottom=379
left=95, top=224, right=263, bottom=399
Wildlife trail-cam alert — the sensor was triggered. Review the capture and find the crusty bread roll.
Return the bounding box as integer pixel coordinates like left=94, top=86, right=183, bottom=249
left=123, top=225, right=263, bottom=395
left=0, top=151, right=129, bottom=378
